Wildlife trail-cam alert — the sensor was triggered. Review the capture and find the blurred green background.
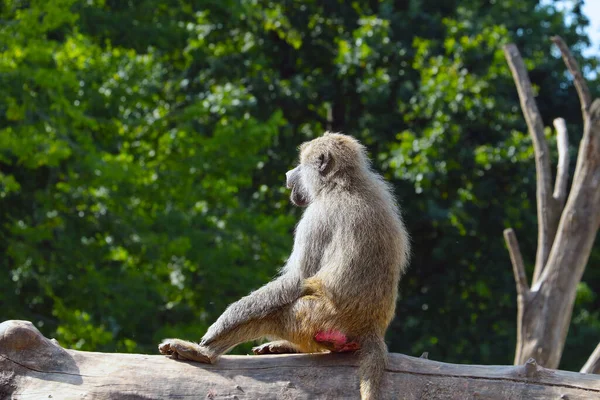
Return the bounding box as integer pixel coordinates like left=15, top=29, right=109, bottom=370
left=1, top=0, right=599, bottom=371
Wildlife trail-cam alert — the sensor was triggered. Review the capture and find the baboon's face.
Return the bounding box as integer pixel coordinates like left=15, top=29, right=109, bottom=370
left=286, top=137, right=334, bottom=208
left=286, top=165, right=309, bottom=207
left=287, top=133, right=363, bottom=207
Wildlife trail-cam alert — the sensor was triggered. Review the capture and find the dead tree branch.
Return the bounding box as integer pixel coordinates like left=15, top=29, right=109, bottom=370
left=552, top=118, right=570, bottom=206
left=503, top=228, right=529, bottom=365
left=504, top=38, right=600, bottom=369
left=503, top=44, right=556, bottom=283
left=2, top=320, right=600, bottom=399
left=503, top=228, right=529, bottom=296
left=551, top=35, right=592, bottom=119
left=582, top=343, right=600, bottom=374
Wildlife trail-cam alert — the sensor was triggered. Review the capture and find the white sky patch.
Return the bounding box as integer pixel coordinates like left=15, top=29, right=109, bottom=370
left=582, top=0, right=600, bottom=56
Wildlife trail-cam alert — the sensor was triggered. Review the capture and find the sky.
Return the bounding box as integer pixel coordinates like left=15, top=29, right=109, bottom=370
left=541, top=0, right=600, bottom=56
left=582, top=0, right=600, bottom=56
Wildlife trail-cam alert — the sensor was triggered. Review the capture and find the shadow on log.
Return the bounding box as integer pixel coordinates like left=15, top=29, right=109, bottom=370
left=1, top=320, right=600, bottom=399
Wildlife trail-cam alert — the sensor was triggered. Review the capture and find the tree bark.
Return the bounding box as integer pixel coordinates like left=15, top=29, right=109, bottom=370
left=503, top=37, right=600, bottom=369
left=2, top=320, right=600, bottom=400
left=503, top=44, right=556, bottom=282
left=582, top=343, right=600, bottom=374
left=552, top=117, right=570, bottom=206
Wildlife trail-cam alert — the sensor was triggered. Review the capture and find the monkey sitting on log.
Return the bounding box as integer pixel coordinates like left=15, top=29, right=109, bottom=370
left=159, top=132, right=410, bottom=400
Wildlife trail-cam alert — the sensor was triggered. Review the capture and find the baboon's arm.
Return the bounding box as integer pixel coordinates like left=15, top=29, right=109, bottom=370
left=200, top=272, right=303, bottom=346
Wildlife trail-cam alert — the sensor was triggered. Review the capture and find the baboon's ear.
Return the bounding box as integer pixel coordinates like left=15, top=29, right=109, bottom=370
left=318, top=151, right=334, bottom=175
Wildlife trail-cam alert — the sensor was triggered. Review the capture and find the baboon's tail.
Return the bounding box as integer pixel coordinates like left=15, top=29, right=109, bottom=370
left=359, top=334, right=388, bottom=400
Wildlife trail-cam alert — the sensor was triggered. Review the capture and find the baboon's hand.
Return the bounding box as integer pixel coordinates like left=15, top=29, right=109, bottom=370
left=158, top=338, right=213, bottom=363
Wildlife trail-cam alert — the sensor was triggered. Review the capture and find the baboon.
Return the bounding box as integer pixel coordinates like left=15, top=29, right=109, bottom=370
left=159, top=132, right=410, bottom=399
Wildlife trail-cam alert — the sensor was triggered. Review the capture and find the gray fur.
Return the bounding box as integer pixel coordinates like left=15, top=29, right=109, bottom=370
left=159, top=132, right=410, bottom=400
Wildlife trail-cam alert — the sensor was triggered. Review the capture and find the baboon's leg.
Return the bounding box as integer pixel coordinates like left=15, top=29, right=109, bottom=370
left=200, top=274, right=302, bottom=345
left=159, top=317, right=284, bottom=363
left=204, top=295, right=336, bottom=357
left=159, top=295, right=333, bottom=362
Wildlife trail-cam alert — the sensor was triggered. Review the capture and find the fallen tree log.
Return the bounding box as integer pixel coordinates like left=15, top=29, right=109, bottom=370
left=2, top=321, right=600, bottom=399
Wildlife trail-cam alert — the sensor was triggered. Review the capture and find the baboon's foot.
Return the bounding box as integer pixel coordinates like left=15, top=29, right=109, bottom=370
left=253, top=340, right=299, bottom=355
left=158, top=338, right=213, bottom=363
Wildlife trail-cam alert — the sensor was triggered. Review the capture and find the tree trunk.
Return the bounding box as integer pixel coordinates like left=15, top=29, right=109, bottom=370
left=2, top=320, right=600, bottom=399
left=503, top=37, right=600, bottom=369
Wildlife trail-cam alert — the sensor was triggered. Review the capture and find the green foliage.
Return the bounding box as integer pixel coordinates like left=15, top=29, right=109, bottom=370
left=1, top=0, right=598, bottom=370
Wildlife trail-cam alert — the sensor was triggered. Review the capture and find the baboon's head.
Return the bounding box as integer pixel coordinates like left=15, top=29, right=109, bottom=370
left=286, top=132, right=368, bottom=207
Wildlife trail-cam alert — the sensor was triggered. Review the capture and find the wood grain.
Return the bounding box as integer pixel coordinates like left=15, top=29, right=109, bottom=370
left=2, top=320, right=600, bottom=399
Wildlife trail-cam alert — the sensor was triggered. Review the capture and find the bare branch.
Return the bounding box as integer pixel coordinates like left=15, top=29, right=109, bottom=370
left=504, top=227, right=529, bottom=366
left=589, top=99, right=600, bottom=147
left=551, top=36, right=592, bottom=120
left=503, top=228, right=529, bottom=296
left=581, top=343, right=600, bottom=374
left=503, top=44, right=555, bottom=283
left=552, top=118, right=570, bottom=206
left=570, top=99, right=600, bottom=196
